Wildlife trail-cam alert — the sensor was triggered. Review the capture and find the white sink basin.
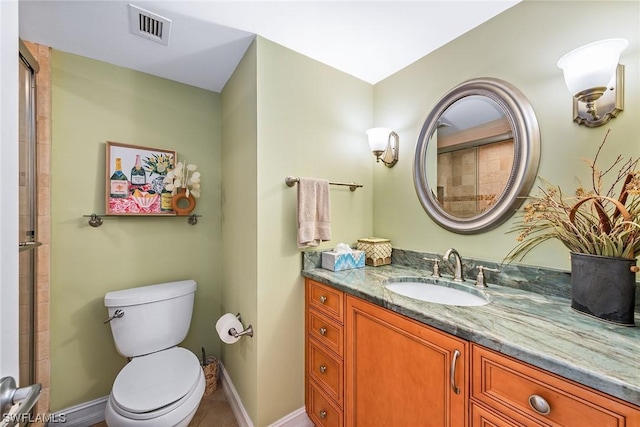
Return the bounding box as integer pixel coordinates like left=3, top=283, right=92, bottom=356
left=385, top=279, right=489, bottom=306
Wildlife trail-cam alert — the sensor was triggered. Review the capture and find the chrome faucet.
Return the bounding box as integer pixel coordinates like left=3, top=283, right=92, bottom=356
left=444, top=248, right=464, bottom=281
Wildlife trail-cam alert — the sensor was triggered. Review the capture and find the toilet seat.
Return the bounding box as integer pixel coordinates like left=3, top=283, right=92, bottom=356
left=111, top=347, right=202, bottom=420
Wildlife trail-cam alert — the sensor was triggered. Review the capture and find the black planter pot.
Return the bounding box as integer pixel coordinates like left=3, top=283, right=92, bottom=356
left=570, top=252, right=637, bottom=326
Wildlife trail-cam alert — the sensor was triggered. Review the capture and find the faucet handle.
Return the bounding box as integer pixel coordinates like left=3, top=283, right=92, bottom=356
left=475, top=265, right=500, bottom=288
left=423, top=258, right=442, bottom=277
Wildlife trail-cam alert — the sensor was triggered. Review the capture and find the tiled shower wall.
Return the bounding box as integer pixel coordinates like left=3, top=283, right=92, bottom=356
left=477, top=139, right=514, bottom=212
left=437, top=139, right=513, bottom=216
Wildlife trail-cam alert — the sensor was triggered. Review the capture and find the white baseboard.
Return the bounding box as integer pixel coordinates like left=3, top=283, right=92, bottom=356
left=44, top=362, right=311, bottom=427
left=46, top=395, right=107, bottom=427
left=266, top=407, right=313, bottom=427
left=218, top=362, right=254, bottom=427
left=219, top=362, right=312, bottom=427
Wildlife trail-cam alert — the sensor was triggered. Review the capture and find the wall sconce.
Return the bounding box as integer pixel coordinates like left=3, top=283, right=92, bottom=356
left=557, top=38, right=628, bottom=128
left=366, top=127, right=398, bottom=167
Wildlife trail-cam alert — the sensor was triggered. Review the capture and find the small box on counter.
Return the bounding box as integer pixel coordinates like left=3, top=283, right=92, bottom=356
left=357, top=237, right=392, bottom=266
left=321, top=249, right=365, bottom=272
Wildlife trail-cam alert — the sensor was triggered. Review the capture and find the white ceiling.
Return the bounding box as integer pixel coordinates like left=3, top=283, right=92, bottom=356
left=19, top=0, right=520, bottom=93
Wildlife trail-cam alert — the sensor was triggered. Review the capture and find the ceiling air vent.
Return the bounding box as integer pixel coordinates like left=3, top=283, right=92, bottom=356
left=128, top=4, right=172, bottom=46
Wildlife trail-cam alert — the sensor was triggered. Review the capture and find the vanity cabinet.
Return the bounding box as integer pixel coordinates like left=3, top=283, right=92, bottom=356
left=471, top=344, right=640, bottom=427
left=305, top=278, right=467, bottom=427
left=345, top=294, right=468, bottom=427
left=304, top=278, right=640, bottom=427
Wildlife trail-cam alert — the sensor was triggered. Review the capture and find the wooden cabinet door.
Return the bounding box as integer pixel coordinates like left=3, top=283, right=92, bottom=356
left=345, top=295, right=468, bottom=427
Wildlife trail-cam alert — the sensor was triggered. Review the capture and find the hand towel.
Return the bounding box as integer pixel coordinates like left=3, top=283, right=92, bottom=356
left=297, top=177, right=331, bottom=249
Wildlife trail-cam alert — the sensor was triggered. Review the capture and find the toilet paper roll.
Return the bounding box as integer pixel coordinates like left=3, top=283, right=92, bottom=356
left=216, top=313, right=244, bottom=344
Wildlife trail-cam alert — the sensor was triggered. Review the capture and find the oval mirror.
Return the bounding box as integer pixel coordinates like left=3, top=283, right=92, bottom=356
left=414, top=78, right=540, bottom=234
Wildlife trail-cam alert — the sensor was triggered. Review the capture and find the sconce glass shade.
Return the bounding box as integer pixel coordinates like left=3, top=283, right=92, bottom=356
left=557, top=38, right=628, bottom=97
left=366, top=127, right=398, bottom=167
left=366, top=127, right=392, bottom=152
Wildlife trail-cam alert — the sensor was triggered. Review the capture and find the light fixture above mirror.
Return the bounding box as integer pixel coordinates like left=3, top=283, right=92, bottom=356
left=366, top=127, right=398, bottom=167
left=557, top=38, right=628, bottom=128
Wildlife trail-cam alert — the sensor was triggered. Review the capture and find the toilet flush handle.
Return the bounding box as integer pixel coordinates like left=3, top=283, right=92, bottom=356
left=103, top=309, right=124, bottom=324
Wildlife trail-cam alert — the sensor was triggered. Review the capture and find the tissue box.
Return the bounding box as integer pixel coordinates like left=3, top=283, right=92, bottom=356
left=357, top=237, right=392, bottom=266
left=321, top=250, right=365, bottom=271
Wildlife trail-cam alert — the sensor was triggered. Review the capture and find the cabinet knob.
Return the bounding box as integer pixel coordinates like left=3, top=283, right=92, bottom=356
left=319, top=410, right=327, bottom=419
left=319, top=295, right=327, bottom=303
left=319, top=365, right=327, bottom=374
left=528, top=394, right=551, bottom=415
left=319, top=327, right=327, bottom=336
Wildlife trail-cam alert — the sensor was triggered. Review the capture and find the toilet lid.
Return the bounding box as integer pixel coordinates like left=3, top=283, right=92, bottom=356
left=112, top=347, right=201, bottom=414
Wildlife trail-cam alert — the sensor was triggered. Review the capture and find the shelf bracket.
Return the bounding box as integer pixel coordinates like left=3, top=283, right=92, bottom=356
left=88, top=213, right=103, bottom=228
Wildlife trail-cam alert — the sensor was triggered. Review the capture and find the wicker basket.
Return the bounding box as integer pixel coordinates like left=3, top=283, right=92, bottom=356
left=357, top=237, right=392, bottom=266
left=202, top=356, right=219, bottom=396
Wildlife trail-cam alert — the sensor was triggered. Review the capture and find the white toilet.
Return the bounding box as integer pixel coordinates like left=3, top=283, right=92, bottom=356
left=103, top=280, right=205, bottom=427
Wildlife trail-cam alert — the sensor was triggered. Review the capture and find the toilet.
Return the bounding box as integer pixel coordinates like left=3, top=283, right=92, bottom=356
left=103, top=280, right=205, bottom=427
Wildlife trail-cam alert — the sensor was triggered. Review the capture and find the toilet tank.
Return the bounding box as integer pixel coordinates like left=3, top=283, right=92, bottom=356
left=104, top=280, right=197, bottom=358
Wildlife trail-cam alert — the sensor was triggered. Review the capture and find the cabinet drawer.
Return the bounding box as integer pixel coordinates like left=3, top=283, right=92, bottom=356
left=308, top=381, right=343, bottom=427
left=471, top=402, right=527, bottom=427
left=307, top=280, right=343, bottom=322
left=308, top=308, right=344, bottom=356
left=309, top=340, right=344, bottom=407
left=472, top=345, right=640, bottom=427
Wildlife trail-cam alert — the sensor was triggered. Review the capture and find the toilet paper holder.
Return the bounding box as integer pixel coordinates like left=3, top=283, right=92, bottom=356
left=229, top=313, right=253, bottom=338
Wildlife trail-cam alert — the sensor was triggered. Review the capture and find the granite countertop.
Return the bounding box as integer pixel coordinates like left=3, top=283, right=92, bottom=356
left=302, top=255, right=640, bottom=406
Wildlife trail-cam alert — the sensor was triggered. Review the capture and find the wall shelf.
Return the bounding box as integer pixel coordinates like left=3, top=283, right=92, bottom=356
left=83, top=213, right=200, bottom=227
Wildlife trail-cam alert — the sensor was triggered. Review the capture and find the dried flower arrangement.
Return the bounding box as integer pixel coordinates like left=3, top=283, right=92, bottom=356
left=506, top=130, right=640, bottom=262
left=163, top=161, right=201, bottom=198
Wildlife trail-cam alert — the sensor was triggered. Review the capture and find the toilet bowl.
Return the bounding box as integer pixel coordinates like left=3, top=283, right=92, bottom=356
left=105, top=348, right=205, bottom=427
left=104, top=280, right=205, bottom=427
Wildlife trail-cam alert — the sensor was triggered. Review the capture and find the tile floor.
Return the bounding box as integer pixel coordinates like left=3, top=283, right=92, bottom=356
left=90, top=386, right=239, bottom=427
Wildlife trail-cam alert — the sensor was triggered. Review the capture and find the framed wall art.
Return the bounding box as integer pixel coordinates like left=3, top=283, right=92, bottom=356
left=106, top=141, right=177, bottom=215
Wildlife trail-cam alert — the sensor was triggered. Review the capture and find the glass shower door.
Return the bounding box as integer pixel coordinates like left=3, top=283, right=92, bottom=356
left=18, top=52, right=38, bottom=390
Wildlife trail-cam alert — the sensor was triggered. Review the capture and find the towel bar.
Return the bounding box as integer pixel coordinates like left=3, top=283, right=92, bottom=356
left=285, top=175, right=363, bottom=192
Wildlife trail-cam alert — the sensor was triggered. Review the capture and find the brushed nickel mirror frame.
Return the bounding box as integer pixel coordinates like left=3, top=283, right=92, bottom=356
left=414, top=77, right=540, bottom=234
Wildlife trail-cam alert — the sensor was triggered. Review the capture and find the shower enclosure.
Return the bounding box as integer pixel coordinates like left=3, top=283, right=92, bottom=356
left=18, top=41, right=40, bottom=396
left=0, top=40, right=44, bottom=427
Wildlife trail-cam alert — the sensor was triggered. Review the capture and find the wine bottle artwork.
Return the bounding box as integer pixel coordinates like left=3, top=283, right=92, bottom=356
left=161, top=188, right=173, bottom=212
left=106, top=141, right=177, bottom=215
left=130, top=154, right=146, bottom=187
left=110, top=157, right=129, bottom=198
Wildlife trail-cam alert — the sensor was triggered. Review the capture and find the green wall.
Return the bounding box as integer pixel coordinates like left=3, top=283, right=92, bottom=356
left=221, top=37, right=373, bottom=426
left=51, top=51, right=222, bottom=411
left=255, top=37, right=373, bottom=425
left=220, top=40, right=259, bottom=422
left=49, top=36, right=373, bottom=424
left=373, top=0, right=640, bottom=270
